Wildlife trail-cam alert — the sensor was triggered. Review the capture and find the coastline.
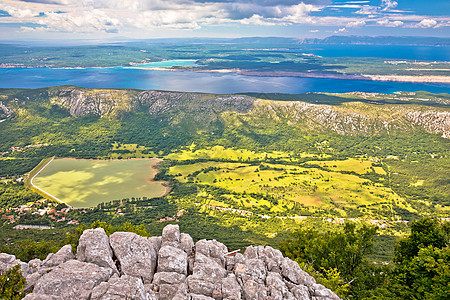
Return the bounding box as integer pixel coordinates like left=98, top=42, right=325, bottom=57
left=2, top=64, right=449, bottom=84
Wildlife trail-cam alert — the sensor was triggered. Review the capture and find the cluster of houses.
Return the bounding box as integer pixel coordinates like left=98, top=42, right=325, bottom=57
left=156, top=209, right=185, bottom=223
left=1, top=200, right=79, bottom=226
left=195, top=203, right=253, bottom=217
left=1, top=143, right=51, bottom=157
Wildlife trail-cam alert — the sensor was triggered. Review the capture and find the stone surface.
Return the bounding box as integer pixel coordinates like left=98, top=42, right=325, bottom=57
left=31, top=260, right=113, bottom=299
left=157, top=245, right=188, bottom=275
left=0, top=253, right=30, bottom=275
left=161, top=224, right=180, bottom=247
left=109, top=231, right=157, bottom=283
left=281, top=257, right=316, bottom=286
left=219, top=274, right=242, bottom=300
left=77, top=228, right=117, bottom=272
left=180, top=233, right=194, bottom=255
left=42, top=244, right=74, bottom=268
left=193, top=253, right=227, bottom=282
left=9, top=225, right=340, bottom=300
left=28, top=258, right=42, bottom=274
left=195, top=239, right=228, bottom=267
left=91, top=274, right=148, bottom=300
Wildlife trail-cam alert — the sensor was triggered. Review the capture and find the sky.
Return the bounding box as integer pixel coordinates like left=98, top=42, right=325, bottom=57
left=0, top=0, right=449, bottom=41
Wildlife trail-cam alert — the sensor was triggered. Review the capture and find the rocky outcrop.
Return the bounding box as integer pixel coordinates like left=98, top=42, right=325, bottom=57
left=0, top=101, right=13, bottom=119
left=2, top=86, right=449, bottom=138
left=76, top=227, right=118, bottom=273
left=3, top=224, right=339, bottom=300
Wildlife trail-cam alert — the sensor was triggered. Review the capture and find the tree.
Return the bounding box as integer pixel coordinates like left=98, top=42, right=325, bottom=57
left=279, top=222, right=385, bottom=299
left=391, top=218, right=449, bottom=300
left=0, top=265, right=25, bottom=300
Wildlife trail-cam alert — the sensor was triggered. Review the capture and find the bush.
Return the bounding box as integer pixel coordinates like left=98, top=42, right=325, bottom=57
left=0, top=264, right=25, bottom=300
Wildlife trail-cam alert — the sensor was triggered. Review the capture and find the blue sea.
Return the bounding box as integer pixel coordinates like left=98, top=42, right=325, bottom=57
left=0, top=65, right=448, bottom=94
left=1, top=45, right=449, bottom=94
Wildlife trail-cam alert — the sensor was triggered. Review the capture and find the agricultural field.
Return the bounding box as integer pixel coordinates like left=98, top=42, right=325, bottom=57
left=32, top=158, right=168, bottom=208
left=166, top=151, right=414, bottom=220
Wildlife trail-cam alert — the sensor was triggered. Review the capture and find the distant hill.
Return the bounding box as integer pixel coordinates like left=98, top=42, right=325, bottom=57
left=301, top=35, right=450, bottom=46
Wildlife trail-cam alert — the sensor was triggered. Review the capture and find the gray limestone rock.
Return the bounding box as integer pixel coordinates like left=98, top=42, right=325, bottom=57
left=291, top=284, right=311, bottom=300
left=186, top=275, right=216, bottom=297
left=266, top=272, right=292, bottom=300
left=234, top=258, right=267, bottom=285
left=195, top=239, right=228, bottom=267
left=0, top=253, right=29, bottom=275
left=263, top=246, right=284, bottom=273
left=193, top=253, right=227, bottom=282
left=310, top=283, right=341, bottom=300
left=148, top=236, right=162, bottom=252
left=30, top=259, right=113, bottom=299
left=77, top=228, right=117, bottom=273
left=28, top=258, right=42, bottom=274
left=109, top=231, right=157, bottom=283
left=161, top=224, right=181, bottom=248
left=24, top=272, right=43, bottom=293
left=91, top=274, right=148, bottom=300
left=281, top=257, right=316, bottom=286
left=180, top=233, right=194, bottom=255
left=153, top=272, right=186, bottom=286
left=219, top=274, right=242, bottom=300
left=242, top=279, right=268, bottom=300
left=22, top=294, right=62, bottom=300
left=152, top=272, right=186, bottom=300
left=0, top=253, right=16, bottom=265
left=42, top=245, right=74, bottom=268
left=157, top=245, right=188, bottom=275
left=190, top=294, right=215, bottom=300
left=1, top=224, right=340, bottom=300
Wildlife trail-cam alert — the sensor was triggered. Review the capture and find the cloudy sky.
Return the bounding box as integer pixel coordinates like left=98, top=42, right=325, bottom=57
left=0, top=0, right=449, bottom=41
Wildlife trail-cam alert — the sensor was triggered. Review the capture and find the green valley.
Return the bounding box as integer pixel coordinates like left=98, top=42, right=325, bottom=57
left=0, top=86, right=448, bottom=259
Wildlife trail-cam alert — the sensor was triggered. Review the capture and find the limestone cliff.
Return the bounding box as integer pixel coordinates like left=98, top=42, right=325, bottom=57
left=3, top=86, right=448, bottom=138
left=0, top=225, right=339, bottom=300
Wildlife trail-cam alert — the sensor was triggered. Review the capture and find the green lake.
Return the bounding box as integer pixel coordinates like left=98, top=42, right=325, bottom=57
left=33, top=158, right=167, bottom=208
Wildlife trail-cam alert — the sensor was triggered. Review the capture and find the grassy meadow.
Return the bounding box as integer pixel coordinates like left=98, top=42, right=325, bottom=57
left=32, top=158, right=167, bottom=208
left=166, top=147, right=415, bottom=219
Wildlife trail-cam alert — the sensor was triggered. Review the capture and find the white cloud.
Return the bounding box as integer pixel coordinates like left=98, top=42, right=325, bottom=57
left=346, top=20, right=366, bottom=27
left=355, top=5, right=378, bottom=15
left=381, top=0, right=398, bottom=11
left=0, top=3, right=39, bottom=18
left=416, top=18, right=437, bottom=28
left=377, top=19, right=403, bottom=27
left=1, top=0, right=448, bottom=37
left=310, top=29, right=319, bottom=32
left=335, top=27, right=347, bottom=33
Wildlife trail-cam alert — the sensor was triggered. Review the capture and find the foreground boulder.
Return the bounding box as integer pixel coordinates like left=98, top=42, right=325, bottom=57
left=110, top=231, right=158, bottom=283
left=77, top=228, right=118, bottom=273
left=23, top=260, right=113, bottom=300
left=4, top=225, right=340, bottom=299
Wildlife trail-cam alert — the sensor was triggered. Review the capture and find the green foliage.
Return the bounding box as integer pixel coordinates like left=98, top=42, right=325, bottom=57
left=0, top=264, right=25, bottom=300
left=391, top=218, right=450, bottom=300
left=0, top=182, right=42, bottom=209
left=0, top=239, right=58, bottom=262
left=394, top=218, right=449, bottom=263
left=279, top=222, right=387, bottom=298
left=299, top=263, right=349, bottom=296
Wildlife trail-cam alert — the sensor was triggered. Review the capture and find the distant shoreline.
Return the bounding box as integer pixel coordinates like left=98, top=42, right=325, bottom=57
left=1, top=64, right=449, bottom=84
